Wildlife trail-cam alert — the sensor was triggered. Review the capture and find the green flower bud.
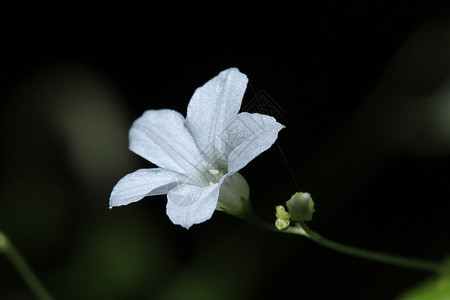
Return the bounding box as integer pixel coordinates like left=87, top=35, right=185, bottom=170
left=275, top=205, right=291, bottom=230
left=286, top=192, right=315, bottom=221
left=275, top=205, right=290, bottom=220
left=275, top=218, right=290, bottom=230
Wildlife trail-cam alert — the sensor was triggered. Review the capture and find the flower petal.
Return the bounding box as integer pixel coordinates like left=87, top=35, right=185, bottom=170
left=109, top=168, right=188, bottom=208
left=166, top=179, right=225, bottom=229
left=186, top=68, right=248, bottom=161
left=129, top=109, right=205, bottom=180
left=224, top=112, right=284, bottom=174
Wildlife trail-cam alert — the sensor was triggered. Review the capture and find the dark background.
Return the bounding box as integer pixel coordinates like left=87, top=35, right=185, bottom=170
left=1, top=2, right=449, bottom=299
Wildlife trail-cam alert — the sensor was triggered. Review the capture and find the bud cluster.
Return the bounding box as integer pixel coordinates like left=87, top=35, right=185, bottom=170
left=275, top=192, right=315, bottom=230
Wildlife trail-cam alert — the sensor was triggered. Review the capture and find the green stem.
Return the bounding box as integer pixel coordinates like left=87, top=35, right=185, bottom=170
left=229, top=200, right=444, bottom=274
left=298, top=221, right=443, bottom=274
left=0, top=231, right=53, bottom=300
left=243, top=211, right=443, bottom=274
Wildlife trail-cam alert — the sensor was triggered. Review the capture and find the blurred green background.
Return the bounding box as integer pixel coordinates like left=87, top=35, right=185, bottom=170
left=1, top=3, right=450, bottom=299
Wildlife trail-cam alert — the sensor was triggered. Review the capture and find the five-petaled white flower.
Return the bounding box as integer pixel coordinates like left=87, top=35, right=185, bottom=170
left=109, top=68, right=283, bottom=228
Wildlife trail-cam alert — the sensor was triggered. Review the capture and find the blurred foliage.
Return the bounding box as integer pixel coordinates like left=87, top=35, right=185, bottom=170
left=397, top=275, right=450, bottom=300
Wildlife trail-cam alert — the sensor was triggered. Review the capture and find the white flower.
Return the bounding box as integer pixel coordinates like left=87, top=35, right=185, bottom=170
left=109, top=68, right=284, bottom=229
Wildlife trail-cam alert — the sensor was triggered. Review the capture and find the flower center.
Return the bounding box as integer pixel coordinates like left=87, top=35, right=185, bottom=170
left=208, top=168, right=225, bottom=185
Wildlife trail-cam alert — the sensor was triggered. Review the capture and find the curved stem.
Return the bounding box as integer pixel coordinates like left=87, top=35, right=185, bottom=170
left=231, top=200, right=444, bottom=274
left=0, top=231, right=53, bottom=300
left=298, top=221, right=443, bottom=274
left=242, top=210, right=443, bottom=274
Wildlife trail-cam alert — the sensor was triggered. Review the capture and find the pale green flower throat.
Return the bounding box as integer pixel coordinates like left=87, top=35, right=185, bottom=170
left=208, top=168, right=225, bottom=185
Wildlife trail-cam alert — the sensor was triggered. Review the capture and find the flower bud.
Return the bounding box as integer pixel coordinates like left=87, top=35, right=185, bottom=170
left=275, top=205, right=290, bottom=220
left=275, top=218, right=290, bottom=230
left=275, top=205, right=291, bottom=230
left=286, top=192, right=315, bottom=221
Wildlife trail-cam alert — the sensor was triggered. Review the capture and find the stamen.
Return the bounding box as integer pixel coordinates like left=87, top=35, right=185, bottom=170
left=208, top=168, right=224, bottom=184
left=209, top=169, right=219, bottom=175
